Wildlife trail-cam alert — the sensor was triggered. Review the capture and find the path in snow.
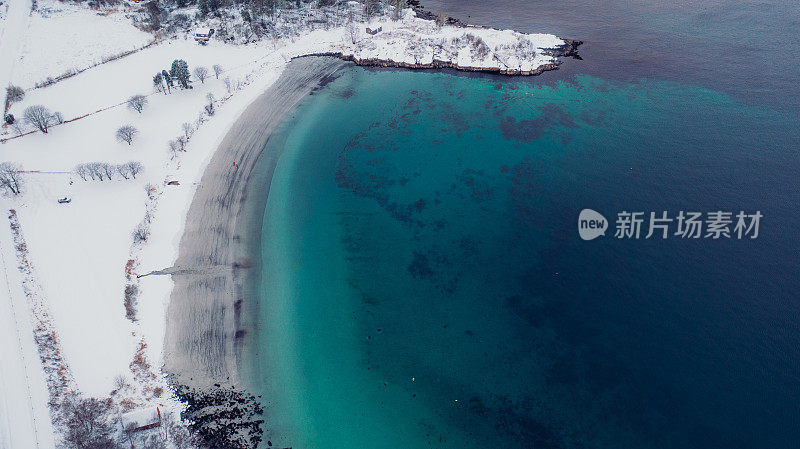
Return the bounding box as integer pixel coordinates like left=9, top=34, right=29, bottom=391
left=0, top=215, right=55, bottom=449
left=0, top=0, right=32, bottom=107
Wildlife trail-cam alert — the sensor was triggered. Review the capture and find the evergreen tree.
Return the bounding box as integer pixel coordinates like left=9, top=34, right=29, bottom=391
left=153, top=73, right=167, bottom=95
left=170, top=60, right=191, bottom=89
left=162, top=69, right=173, bottom=93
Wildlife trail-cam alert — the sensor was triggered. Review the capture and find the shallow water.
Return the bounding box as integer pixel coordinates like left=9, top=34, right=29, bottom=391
left=253, top=63, right=800, bottom=448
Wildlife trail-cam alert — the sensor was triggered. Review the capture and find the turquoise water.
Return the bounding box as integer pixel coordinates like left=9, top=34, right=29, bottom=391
left=253, top=66, right=800, bottom=448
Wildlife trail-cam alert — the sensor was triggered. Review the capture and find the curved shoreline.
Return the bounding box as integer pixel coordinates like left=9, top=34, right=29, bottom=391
left=163, top=56, right=349, bottom=391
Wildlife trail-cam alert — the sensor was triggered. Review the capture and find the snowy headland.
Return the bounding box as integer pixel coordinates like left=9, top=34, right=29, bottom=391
left=0, top=1, right=576, bottom=447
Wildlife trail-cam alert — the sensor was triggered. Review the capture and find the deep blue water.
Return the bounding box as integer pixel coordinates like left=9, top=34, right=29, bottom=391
left=252, top=2, right=800, bottom=448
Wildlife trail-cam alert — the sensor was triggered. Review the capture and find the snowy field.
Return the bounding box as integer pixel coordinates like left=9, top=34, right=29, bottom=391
left=0, top=2, right=566, bottom=447
left=11, top=0, right=153, bottom=89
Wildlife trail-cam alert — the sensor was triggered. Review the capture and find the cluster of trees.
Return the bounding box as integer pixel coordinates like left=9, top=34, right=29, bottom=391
left=58, top=392, right=198, bottom=449
left=153, top=59, right=193, bottom=94
left=60, top=394, right=117, bottom=449
left=74, top=161, right=143, bottom=181
left=14, top=105, right=64, bottom=134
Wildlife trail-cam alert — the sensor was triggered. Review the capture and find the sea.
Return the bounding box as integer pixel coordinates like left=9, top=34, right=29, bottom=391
left=249, top=1, right=800, bottom=448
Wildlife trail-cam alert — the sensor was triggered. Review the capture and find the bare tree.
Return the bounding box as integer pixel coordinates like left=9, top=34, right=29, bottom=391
left=101, top=163, right=115, bottom=180
left=182, top=122, right=192, bottom=138
left=212, top=64, right=223, bottom=79
left=124, top=161, right=143, bottom=179
left=5, top=85, right=25, bottom=106
left=391, top=0, right=407, bottom=20
left=346, top=11, right=359, bottom=44
left=176, top=135, right=187, bottom=151
left=61, top=394, right=116, bottom=449
left=223, top=76, right=232, bottom=93
left=0, top=162, right=23, bottom=195
left=74, top=164, right=90, bottom=181
left=168, top=140, right=180, bottom=158
left=116, top=125, right=138, bottom=145
left=127, top=94, right=148, bottom=113
left=87, top=162, right=105, bottom=181
left=193, top=66, right=209, bottom=84
left=363, top=0, right=379, bottom=20
left=23, top=105, right=55, bottom=133
left=116, top=163, right=131, bottom=179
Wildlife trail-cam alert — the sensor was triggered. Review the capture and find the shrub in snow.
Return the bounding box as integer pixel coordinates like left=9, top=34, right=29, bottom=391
left=5, top=85, right=25, bottom=106
left=194, top=66, right=210, bottom=84
left=124, top=284, right=139, bottom=321
left=205, top=93, right=215, bottom=116
left=465, top=34, right=490, bottom=60
left=212, top=64, right=223, bottom=79
left=170, top=59, right=191, bottom=89
left=127, top=95, right=149, bottom=113
left=0, top=162, right=23, bottom=196
left=52, top=111, right=64, bottom=124
left=436, top=11, right=448, bottom=27
left=132, top=223, right=149, bottom=245
left=116, top=125, right=138, bottom=145
left=182, top=122, right=193, bottom=138
left=23, top=105, right=56, bottom=133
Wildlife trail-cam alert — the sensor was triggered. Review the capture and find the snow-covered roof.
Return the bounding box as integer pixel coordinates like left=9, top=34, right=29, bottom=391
left=194, top=27, right=212, bottom=35
left=120, top=406, right=161, bottom=430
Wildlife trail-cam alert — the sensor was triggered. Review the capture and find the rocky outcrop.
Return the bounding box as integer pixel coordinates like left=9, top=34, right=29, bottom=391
left=308, top=52, right=564, bottom=76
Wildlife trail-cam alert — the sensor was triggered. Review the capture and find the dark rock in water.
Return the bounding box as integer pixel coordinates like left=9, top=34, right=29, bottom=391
left=548, top=39, right=583, bottom=60
left=173, top=383, right=269, bottom=449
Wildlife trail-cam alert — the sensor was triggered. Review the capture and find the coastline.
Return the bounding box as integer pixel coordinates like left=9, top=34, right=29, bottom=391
left=162, top=56, right=348, bottom=390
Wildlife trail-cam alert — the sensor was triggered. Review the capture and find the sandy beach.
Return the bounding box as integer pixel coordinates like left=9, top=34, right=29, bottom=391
left=162, top=56, right=349, bottom=389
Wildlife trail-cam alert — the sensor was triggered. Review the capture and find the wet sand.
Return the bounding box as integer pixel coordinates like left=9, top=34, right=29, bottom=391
left=163, top=56, right=349, bottom=389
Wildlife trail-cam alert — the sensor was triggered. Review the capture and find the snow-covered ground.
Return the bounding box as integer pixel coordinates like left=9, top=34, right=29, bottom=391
left=0, top=218, right=55, bottom=449
left=14, top=0, right=153, bottom=89
left=0, top=2, right=566, bottom=447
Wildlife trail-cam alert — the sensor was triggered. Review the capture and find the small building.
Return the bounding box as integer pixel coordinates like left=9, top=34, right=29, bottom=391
left=120, top=406, right=162, bottom=433
left=194, top=27, right=214, bottom=42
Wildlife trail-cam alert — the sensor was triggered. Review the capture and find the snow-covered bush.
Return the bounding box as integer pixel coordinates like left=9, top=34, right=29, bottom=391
left=124, top=284, right=139, bottom=321
left=464, top=34, right=490, bottom=60
left=132, top=223, right=149, bottom=245
left=5, top=85, right=25, bottom=106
